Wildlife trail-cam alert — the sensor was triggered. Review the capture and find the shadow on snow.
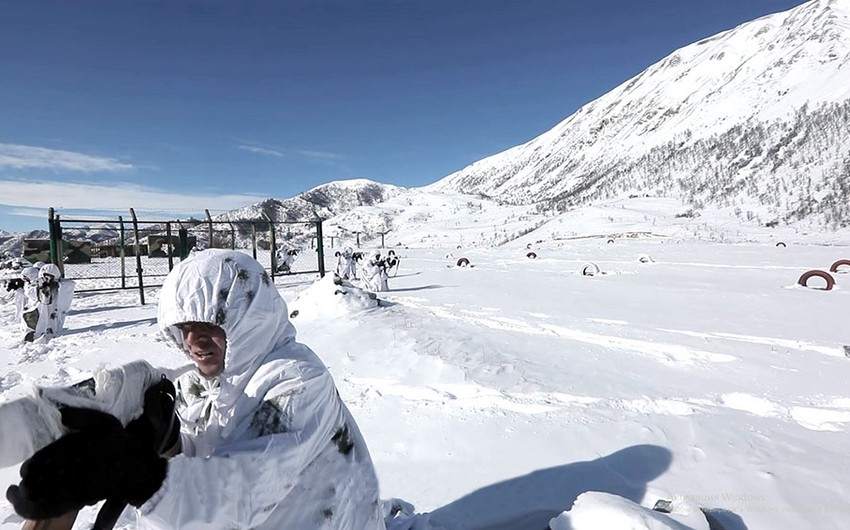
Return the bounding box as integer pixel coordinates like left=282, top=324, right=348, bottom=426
left=408, top=444, right=745, bottom=530
left=387, top=285, right=444, bottom=293
left=66, top=317, right=157, bottom=336
left=67, top=304, right=138, bottom=316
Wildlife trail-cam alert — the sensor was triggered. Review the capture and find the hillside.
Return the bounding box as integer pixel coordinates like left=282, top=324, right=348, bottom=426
left=325, top=193, right=850, bottom=250
left=213, top=179, right=405, bottom=224
left=322, top=189, right=548, bottom=249
left=427, top=0, right=850, bottom=230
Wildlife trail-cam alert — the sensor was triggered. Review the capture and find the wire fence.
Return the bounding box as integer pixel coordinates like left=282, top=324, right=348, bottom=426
left=31, top=208, right=327, bottom=304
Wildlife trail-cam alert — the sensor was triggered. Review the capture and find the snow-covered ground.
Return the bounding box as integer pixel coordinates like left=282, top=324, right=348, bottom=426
left=1, top=232, right=849, bottom=529
left=328, top=193, right=850, bottom=252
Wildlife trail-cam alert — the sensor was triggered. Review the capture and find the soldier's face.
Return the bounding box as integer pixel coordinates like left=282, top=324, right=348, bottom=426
left=180, top=322, right=227, bottom=378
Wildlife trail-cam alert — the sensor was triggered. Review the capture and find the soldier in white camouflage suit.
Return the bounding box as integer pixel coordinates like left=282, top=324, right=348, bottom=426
left=145, top=249, right=386, bottom=528
left=6, top=250, right=388, bottom=529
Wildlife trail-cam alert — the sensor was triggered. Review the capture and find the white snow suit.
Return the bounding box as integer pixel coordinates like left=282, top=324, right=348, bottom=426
left=13, top=267, right=39, bottom=325
left=275, top=246, right=298, bottom=273
left=24, top=264, right=75, bottom=342
left=139, top=249, right=385, bottom=530
left=18, top=267, right=43, bottom=341
left=335, top=247, right=357, bottom=280
left=35, top=263, right=76, bottom=338
left=362, top=251, right=388, bottom=292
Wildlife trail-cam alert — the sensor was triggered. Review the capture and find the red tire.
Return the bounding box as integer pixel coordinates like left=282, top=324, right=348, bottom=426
left=829, top=259, right=850, bottom=273
left=527, top=252, right=537, bottom=259
left=797, top=270, right=835, bottom=291
left=457, top=257, right=470, bottom=267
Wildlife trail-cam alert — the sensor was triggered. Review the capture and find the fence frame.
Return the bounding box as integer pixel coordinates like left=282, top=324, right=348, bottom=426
left=44, top=208, right=326, bottom=305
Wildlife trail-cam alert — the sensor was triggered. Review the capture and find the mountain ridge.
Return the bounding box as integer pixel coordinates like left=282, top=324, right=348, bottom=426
left=425, top=0, right=850, bottom=228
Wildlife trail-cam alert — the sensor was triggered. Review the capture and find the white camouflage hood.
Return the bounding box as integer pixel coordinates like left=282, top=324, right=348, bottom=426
left=157, top=249, right=296, bottom=401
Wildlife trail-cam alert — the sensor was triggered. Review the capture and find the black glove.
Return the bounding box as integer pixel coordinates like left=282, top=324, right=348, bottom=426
left=92, top=375, right=181, bottom=530
left=6, top=407, right=168, bottom=520
left=126, top=375, right=181, bottom=459
left=5, top=278, right=24, bottom=292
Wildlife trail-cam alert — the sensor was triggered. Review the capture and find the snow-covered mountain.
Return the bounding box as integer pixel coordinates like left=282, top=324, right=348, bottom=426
left=0, top=225, right=123, bottom=261
left=0, top=230, right=48, bottom=258
left=207, top=179, right=407, bottom=248
left=214, top=179, right=405, bottom=224
left=427, top=0, right=850, bottom=229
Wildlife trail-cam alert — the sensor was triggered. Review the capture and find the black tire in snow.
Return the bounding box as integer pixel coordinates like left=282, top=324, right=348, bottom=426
left=580, top=263, right=600, bottom=276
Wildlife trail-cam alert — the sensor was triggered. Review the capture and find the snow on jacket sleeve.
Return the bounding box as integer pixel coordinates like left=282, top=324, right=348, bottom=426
left=137, top=357, right=347, bottom=530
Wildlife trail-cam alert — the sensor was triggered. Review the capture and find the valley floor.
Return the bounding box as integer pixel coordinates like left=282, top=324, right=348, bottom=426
left=1, top=239, right=849, bottom=528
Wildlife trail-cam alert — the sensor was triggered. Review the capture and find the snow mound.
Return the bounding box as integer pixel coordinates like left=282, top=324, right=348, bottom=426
left=287, top=274, right=378, bottom=321
left=549, top=491, right=709, bottom=530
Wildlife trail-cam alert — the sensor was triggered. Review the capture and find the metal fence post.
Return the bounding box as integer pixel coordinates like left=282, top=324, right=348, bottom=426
left=251, top=222, right=257, bottom=260
left=205, top=209, right=214, bottom=248
left=47, top=209, right=65, bottom=275
left=54, top=215, right=65, bottom=277
left=228, top=222, right=235, bottom=250
left=315, top=216, right=325, bottom=278
left=263, top=213, right=276, bottom=280
left=178, top=226, right=189, bottom=260
left=47, top=208, right=61, bottom=269
left=119, top=216, right=126, bottom=289
left=129, top=208, right=145, bottom=305
left=269, top=221, right=277, bottom=279
left=166, top=221, right=174, bottom=271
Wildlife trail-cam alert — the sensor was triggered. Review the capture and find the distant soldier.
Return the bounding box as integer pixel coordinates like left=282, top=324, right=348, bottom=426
left=7, top=267, right=38, bottom=331
left=23, top=264, right=76, bottom=342
left=335, top=246, right=357, bottom=280
left=18, top=266, right=42, bottom=342
left=0, top=252, right=15, bottom=270
left=385, top=250, right=400, bottom=276
left=275, top=246, right=298, bottom=274
left=362, top=250, right=389, bottom=292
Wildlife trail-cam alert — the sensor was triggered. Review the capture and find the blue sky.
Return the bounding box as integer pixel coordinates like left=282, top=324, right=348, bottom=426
left=0, top=0, right=805, bottom=232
